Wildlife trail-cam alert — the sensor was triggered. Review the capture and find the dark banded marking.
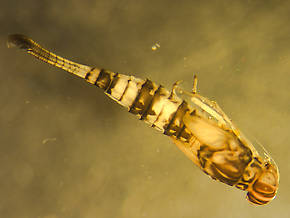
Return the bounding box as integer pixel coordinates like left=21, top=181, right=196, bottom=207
left=51, top=53, right=58, bottom=65
left=130, top=79, right=149, bottom=104
left=32, top=49, right=49, bottom=63
left=58, top=56, right=65, bottom=68
left=176, top=121, right=195, bottom=142
left=118, top=77, right=131, bottom=102
left=151, top=111, right=162, bottom=128
left=95, top=69, right=114, bottom=90
left=140, top=85, right=162, bottom=120
left=150, top=89, right=175, bottom=131
left=254, top=157, right=263, bottom=165
left=149, top=86, right=171, bottom=128
left=235, top=183, right=249, bottom=191
left=65, top=55, right=73, bottom=72
left=8, top=34, right=91, bottom=78
left=106, top=73, right=120, bottom=95
left=85, top=67, right=95, bottom=80
left=95, top=68, right=105, bottom=86
left=129, top=79, right=155, bottom=116
left=43, top=50, right=51, bottom=63
left=163, top=101, right=188, bottom=136
left=163, top=105, right=180, bottom=135
left=177, top=110, right=196, bottom=141
left=151, top=102, right=165, bottom=127
left=247, top=192, right=268, bottom=205
left=176, top=124, right=185, bottom=137
left=84, top=68, right=102, bottom=84
left=174, top=103, right=190, bottom=137
left=48, top=52, right=57, bottom=65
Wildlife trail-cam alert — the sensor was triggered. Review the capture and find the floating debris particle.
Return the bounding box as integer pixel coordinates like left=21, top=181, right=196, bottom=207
left=151, top=42, right=160, bottom=51
left=42, top=137, right=57, bottom=144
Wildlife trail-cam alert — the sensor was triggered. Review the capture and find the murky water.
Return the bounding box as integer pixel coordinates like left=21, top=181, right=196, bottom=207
left=1, top=1, right=290, bottom=218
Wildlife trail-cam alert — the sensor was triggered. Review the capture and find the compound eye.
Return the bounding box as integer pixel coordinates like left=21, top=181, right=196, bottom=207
left=246, top=164, right=279, bottom=205
left=253, top=179, right=276, bottom=197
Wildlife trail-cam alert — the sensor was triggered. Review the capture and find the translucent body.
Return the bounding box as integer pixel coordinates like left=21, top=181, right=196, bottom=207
left=7, top=34, right=279, bottom=205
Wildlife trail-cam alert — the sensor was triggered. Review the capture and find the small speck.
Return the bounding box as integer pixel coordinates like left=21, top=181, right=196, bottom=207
left=152, top=42, right=160, bottom=51
left=42, top=137, right=57, bottom=144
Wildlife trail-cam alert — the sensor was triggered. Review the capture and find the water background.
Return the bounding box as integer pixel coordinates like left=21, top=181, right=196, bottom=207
left=1, top=1, right=290, bottom=217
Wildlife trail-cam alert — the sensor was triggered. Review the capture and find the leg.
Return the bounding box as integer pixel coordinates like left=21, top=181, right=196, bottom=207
left=169, top=80, right=183, bottom=99
left=192, top=74, right=198, bottom=94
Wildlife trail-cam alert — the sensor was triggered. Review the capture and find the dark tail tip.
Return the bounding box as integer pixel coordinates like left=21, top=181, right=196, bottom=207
left=7, top=34, right=34, bottom=50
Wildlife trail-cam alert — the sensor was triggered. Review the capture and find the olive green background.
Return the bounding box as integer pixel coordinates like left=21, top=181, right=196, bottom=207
left=1, top=0, right=289, bottom=218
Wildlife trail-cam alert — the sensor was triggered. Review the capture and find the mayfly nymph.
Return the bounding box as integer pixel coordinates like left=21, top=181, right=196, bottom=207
left=7, top=34, right=279, bottom=205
